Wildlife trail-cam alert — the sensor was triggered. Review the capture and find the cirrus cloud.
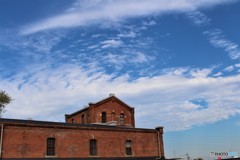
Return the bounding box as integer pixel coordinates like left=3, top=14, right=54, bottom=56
left=1, top=65, right=240, bottom=131
left=21, top=0, right=237, bottom=35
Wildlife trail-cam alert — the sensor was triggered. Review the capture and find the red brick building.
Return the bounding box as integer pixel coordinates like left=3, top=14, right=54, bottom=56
left=65, top=94, right=135, bottom=127
left=0, top=94, right=165, bottom=159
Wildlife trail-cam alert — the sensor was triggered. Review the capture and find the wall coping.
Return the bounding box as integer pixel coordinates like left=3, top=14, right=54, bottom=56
left=0, top=118, right=159, bottom=133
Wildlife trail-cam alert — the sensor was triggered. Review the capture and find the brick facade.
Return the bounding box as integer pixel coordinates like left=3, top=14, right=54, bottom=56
left=0, top=95, right=165, bottom=159
left=65, top=95, right=135, bottom=127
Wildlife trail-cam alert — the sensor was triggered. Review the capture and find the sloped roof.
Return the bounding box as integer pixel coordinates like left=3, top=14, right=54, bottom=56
left=65, top=94, right=134, bottom=117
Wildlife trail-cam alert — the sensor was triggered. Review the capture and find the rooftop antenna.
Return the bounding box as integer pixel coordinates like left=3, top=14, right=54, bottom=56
left=109, top=93, right=115, bottom=97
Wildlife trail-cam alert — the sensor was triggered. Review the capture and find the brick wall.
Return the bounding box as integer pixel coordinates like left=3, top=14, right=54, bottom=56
left=66, top=96, right=135, bottom=127
left=0, top=121, right=163, bottom=159
left=66, top=110, right=88, bottom=124
left=88, top=99, right=134, bottom=127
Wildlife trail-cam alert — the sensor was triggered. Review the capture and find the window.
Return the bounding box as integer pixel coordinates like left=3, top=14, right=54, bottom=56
left=47, top=138, right=55, bottom=156
left=71, top=118, right=74, bottom=123
left=82, top=114, right=84, bottom=124
left=102, top=112, right=106, bottom=123
left=120, top=113, right=124, bottom=125
left=90, top=139, right=97, bottom=156
left=125, top=140, right=132, bottom=156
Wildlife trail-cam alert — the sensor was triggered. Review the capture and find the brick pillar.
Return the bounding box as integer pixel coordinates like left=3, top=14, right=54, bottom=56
left=156, top=126, right=165, bottom=159
left=131, top=108, right=135, bottom=128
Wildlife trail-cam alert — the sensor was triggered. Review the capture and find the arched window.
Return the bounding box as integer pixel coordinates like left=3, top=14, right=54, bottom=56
left=125, top=140, right=132, bottom=156
left=120, top=113, right=124, bottom=125
left=47, top=138, right=55, bottom=156
left=82, top=114, right=85, bottom=124
left=90, top=139, right=97, bottom=156
left=102, top=112, right=106, bottom=123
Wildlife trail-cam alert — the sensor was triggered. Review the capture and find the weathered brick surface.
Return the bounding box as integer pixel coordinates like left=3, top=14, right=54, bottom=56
left=0, top=122, right=163, bottom=158
left=0, top=95, right=165, bottom=159
left=65, top=96, right=135, bottom=127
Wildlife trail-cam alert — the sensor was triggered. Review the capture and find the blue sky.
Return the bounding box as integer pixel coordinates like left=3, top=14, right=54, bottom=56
left=1, top=0, right=240, bottom=159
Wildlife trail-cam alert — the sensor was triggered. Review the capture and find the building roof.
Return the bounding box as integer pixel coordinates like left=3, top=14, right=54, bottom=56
left=65, top=94, right=134, bottom=117
left=0, top=118, right=155, bottom=132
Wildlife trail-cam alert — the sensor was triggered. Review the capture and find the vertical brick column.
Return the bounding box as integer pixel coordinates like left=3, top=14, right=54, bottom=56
left=156, top=126, right=165, bottom=159
left=131, top=108, right=135, bottom=127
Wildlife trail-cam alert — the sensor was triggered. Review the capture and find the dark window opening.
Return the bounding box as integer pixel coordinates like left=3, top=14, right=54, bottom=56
left=102, top=112, right=106, bottom=123
left=71, top=118, right=74, bottom=123
left=82, top=114, right=85, bottom=124
left=120, top=113, right=124, bottom=125
left=125, top=140, right=132, bottom=156
left=90, top=139, right=97, bottom=156
left=47, top=138, right=55, bottom=156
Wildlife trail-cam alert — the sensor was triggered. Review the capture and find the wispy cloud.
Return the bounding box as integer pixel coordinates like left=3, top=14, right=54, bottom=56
left=102, top=52, right=154, bottom=70
left=235, top=63, right=240, bottom=68
left=204, top=29, right=240, bottom=60
left=100, top=39, right=123, bottom=49
left=142, top=20, right=157, bottom=26
left=186, top=10, right=211, bottom=26
left=20, top=0, right=236, bottom=34
left=189, top=68, right=212, bottom=78
left=1, top=24, right=163, bottom=79
left=212, top=72, right=223, bottom=77
left=2, top=0, right=240, bottom=133
left=1, top=65, right=240, bottom=131
left=184, top=6, right=240, bottom=61
left=223, top=65, right=234, bottom=72
left=117, top=31, right=137, bottom=38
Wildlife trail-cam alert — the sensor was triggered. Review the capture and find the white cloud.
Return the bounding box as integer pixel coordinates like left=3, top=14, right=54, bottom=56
left=171, top=67, right=189, bottom=76
left=0, top=30, right=65, bottom=57
left=87, top=44, right=99, bottom=49
left=117, top=31, right=137, bottom=38
left=223, top=65, right=234, bottom=72
left=212, top=72, right=223, bottom=77
left=182, top=101, right=201, bottom=110
left=235, top=63, right=240, bottom=68
left=100, top=39, right=123, bottom=49
left=190, top=68, right=212, bottom=78
left=2, top=65, right=240, bottom=131
left=143, top=20, right=157, bottom=26
left=103, top=53, right=127, bottom=67
left=186, top=10, right=211, bottom=26
left=204, top=29, right=240, bottom=60
left=21, top=0, right=236, bottom=34
left=101, top=52, right=154, bottom=70
left=133, top=52, right=153, bottom=63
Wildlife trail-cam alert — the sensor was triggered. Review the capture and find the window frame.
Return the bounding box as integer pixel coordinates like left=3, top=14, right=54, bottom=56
left=46, top=138, right=56, bottom=156
left=120, top=113, right=124, bottom=125
left=101, top=112, right=107, bottom=123
left=90, top=139, right=97, bottom=156
left=125, top=140, right=132, bottom=156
